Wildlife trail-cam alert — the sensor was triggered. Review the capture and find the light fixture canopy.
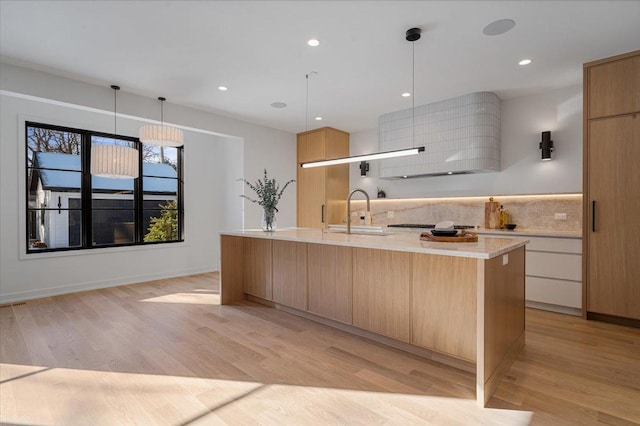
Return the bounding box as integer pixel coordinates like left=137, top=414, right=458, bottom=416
left=91, top=85, right=139, bottom=179
left=301, top=147, right=425, bottom=168
left=139, top=97, right=184, bottom=147
left=540, top=130, right=554, bottom=161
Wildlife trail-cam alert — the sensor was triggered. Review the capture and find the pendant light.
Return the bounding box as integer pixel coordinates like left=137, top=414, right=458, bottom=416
left=91, top=85, right=139, bottom=179
left=300, top=27, right=424, bottom=169
left=139, top=97, right=184, bottom=147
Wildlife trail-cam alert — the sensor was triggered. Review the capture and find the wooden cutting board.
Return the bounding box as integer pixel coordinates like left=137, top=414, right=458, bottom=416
left=485, top=199, right=500, bottom=229
left=420, top=231, right=478, bottom=242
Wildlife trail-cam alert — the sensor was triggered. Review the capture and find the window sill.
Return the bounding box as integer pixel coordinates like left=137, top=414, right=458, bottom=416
left=20, top=240, right=188, bottom=261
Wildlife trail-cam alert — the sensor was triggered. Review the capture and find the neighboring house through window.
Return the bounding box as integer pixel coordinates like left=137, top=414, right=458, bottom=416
left=26, top=122, right=183, bottom=253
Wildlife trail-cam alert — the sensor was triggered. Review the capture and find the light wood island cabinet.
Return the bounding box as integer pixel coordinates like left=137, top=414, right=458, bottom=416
left=412, top=254, right=478, bottom=361
left=353, top=248, right=411, bottom=342
left=297, top=127, right=349, bottom=228
left=584, top=50, right=640, bottom=324
left=220, top=229, right=528, bottom=407
left=242, top=237, right=272, bottom=300
left=272, top=240, right=307, bottom=311
left=307, top=243, right=352, bottom=324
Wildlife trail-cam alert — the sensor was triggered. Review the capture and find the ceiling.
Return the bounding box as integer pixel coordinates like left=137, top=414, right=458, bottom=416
left=1, top=1, right=639, bottom=134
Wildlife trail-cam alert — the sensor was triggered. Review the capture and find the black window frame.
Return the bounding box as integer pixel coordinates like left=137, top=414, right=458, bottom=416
left=25, top=121, right=184, bottom=254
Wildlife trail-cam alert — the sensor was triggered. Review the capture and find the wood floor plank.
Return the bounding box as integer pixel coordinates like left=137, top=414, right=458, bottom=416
left=1, top=272, right=639, bottom=425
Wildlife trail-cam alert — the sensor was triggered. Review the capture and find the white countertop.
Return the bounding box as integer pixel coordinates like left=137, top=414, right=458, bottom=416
left=474, top=228, right=581, bottom=238
left=387, top=226, right=581, bottom=239
left=221, top=227, right=529, bottom=260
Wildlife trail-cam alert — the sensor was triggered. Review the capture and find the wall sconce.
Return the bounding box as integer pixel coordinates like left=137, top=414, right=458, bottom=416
left=359, top=161, right=370, bottom=176
left=539, top=131, right=554, bottom=161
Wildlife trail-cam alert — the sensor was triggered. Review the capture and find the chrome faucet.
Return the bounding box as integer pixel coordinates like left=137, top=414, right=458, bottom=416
left=347, top=188, right=371, bottom=234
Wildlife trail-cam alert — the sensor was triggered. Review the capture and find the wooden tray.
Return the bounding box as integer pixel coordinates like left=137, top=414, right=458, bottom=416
left=420, top=231, right=478, bottom=242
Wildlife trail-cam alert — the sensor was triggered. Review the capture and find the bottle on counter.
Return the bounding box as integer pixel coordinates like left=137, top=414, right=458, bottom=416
left=499, top=205, right=510, bottom=229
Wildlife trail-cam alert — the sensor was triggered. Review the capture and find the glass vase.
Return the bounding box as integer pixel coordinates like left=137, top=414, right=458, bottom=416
left=262, top=207, right=277, bottom=232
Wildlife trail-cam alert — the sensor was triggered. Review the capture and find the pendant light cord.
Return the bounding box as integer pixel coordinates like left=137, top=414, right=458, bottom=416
left=305, top=73, right=309, bottom=132
left=111, top=85, right=120, bottom=136
left=412, top=40, right=415, bottom=149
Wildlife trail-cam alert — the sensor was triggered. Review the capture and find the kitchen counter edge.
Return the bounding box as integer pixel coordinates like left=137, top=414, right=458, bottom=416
left=220, top=228, right=529, bottom=260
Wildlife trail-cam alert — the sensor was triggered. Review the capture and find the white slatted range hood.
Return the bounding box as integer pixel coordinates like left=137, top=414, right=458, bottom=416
left=379, top=92, right=501, bottom=179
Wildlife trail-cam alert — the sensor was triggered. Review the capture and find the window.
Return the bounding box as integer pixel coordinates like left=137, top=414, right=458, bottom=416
left=26, top=121, right=183, bottom=253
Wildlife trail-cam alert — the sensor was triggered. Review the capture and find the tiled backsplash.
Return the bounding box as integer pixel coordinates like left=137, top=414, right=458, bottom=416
left=348, top=194, right=582, bottom=232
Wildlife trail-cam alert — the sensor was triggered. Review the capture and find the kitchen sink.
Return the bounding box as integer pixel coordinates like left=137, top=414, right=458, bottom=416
left=326, top=224, right=393, bottom=236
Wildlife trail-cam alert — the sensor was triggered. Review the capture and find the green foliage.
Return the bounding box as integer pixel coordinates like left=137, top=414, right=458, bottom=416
left=144, top=200, right=178, bottom=242
left=238, top=169, right=295, bottom=213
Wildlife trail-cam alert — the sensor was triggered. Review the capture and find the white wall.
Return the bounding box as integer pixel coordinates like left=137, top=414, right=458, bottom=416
left=349, top=85, right=583, bottom=198
left=0, top=62, right=296, bottom=303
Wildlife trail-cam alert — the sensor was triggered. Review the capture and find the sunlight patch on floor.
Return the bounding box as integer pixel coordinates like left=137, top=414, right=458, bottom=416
left=140, top=292, right=220, bottom=305
left=0, top=363, right=533, bottom=425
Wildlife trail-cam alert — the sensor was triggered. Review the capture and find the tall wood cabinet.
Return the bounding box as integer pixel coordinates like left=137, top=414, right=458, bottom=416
left=297, top=127, right=349, bottom=228
left=583, top=50, right=640, bottom=323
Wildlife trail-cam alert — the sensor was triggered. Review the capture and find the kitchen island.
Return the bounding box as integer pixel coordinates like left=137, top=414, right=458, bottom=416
left=220, top=228, right=528, bottom=406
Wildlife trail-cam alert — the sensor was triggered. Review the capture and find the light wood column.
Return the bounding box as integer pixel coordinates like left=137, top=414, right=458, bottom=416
left=476, top=246, right=526, bottom=406
left=352, top=248, right=412, bottom=342
left=412, top=253, right=477, bottom=361
left=272, top=240, right=308, bottom=311
left=307, top=243, right=352, bottom=324
left=220, top=235, right=246, bottom=304
left=243, top=238, right=273, bottom=300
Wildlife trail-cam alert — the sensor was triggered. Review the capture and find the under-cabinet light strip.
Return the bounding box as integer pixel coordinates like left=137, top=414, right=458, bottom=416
left=300, top=146, right=425, bottom=168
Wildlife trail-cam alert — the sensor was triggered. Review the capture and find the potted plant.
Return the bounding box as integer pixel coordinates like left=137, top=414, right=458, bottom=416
left=239, top=169, right=295, bottom=232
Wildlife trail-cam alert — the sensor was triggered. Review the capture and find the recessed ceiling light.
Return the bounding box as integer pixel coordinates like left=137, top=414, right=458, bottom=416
left=315, top=116, right=323, bottom=121
left=402, top=92, right=411, bottom=97
left=307, top=39, right=320, bottom=47
left=270, top=102, right=287, bottom=109
left=482, top=19, right=516, bottom=36
left=519, top=59, right=532, bottom=66
left=218, top=86, right=228, bottom=91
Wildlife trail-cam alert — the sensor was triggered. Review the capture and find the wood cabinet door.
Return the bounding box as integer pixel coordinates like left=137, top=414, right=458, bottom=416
left=412, top=253, right=477, bottom=361
left=588, top=54, right=640, bottom=119
left=324, top=128, right=350, bottom=225
left=297, top=130, right=327, bottom=228
left=587, top=114, right=640, bottom=319
left=352, top=248, right=411, bottom=342
left=242, top=238, right=272, bottom=300
left=307, top=243, right=352, bottom=324
left=272, top=240, right=307, bottom=310
left=297, top=166, right=326, bottom=228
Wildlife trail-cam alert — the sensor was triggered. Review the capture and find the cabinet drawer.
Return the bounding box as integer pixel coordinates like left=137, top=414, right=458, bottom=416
left=526, top=276, right=582, bottom=308
left=526, top=236, right=582, bottom=254
left=526, top=251, right=582, bottom=281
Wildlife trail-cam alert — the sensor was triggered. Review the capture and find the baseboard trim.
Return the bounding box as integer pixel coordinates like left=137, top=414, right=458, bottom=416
left=587, top=311, right=640, bottom=329
left=0, top=266, right=216, bottom=304
left=526, top=300, right=582, bottom=317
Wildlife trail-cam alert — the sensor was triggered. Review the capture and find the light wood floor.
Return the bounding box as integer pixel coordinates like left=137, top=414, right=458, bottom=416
left=1, top=272, right=639, bottom=425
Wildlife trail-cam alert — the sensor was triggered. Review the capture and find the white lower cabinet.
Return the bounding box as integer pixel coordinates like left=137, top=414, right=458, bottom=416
left=524, top=236, right=582, bottom=314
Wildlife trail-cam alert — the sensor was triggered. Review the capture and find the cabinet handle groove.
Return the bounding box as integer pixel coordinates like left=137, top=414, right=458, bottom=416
left=592, top=200, right=596, bottom=232
left=321, top=204, right=325, bottom=223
